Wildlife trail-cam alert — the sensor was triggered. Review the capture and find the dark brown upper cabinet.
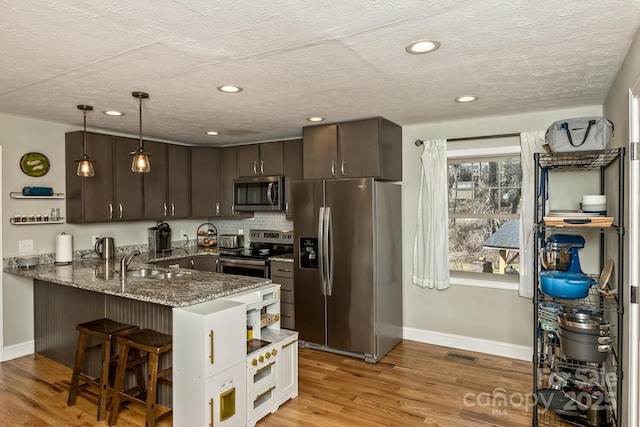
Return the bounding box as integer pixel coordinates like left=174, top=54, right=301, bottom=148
left=221, top=147, right=253, bottom=219
left=190, top=146, right=222, bottom=218
left=143, top=142, right=190, bottom=220
left=302, top=117, right=402, bottom=181
left=66, top=132, right=143, bottom=223
left=237, top=141, right=284, bottom=177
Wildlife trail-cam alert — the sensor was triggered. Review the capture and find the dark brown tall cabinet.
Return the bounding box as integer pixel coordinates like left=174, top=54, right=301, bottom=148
left=237, top=141, right=284, bottom=177
left=283, top=139, right=303, bottom=218
left=302, top=117, right=402, bottom=181
left=190, top=146, right=222, bottom=218
left=66, top=131, right=143, bottom=223
left=143, top=142, right=190, bottom=220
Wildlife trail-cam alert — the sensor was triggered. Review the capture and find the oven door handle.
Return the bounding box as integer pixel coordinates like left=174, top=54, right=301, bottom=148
left=219, top=258, right=268, bottom=267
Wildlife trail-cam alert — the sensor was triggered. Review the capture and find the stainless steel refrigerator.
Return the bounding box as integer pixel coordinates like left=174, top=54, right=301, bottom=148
left=293, top=178, right=402, bottom=363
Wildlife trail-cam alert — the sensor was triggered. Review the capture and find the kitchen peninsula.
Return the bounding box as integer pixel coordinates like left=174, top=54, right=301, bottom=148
left=6, top=255, right=298, bottom=426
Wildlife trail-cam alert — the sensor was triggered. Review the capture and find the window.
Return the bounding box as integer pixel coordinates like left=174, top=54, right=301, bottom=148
left=448, top=149, right=522, bottom=284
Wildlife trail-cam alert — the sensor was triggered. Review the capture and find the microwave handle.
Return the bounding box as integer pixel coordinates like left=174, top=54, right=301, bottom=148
left=266, top=182, right=274, bottom=205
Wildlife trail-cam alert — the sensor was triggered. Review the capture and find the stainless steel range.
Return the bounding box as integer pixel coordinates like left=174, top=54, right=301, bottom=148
left=218, top=229, right=294, bottom=278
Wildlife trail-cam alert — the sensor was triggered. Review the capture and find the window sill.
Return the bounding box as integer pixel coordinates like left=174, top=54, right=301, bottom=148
left=450, top=275, right=519, bottom=291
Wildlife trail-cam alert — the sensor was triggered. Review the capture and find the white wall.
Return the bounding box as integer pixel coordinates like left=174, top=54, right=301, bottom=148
left=401, top=105, right=602, bottom=359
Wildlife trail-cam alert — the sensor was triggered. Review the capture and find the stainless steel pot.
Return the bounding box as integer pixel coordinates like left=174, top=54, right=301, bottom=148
left=558, top=312, right=610, bottom=335
left=557, top=326, right=611, bottom=363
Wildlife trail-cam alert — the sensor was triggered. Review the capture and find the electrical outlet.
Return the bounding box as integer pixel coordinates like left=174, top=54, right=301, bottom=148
left=238, top=229, right=244, bottom=235
left=92, top=235, right=100, bottom=246
left=180, top=229, right=187, bottom=238
left=18, top=239, right=34, bottom=253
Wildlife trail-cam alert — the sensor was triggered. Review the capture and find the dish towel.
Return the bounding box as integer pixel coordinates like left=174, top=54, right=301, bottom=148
left=413, top=139, right=450, bottom=289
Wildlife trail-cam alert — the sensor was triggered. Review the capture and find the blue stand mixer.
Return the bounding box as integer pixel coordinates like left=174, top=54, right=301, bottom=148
left=543, top=234, right=585, bottom=274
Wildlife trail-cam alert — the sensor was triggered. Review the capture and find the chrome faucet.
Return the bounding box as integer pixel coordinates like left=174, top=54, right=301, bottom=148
left=120, top=250, right=140, bottom=275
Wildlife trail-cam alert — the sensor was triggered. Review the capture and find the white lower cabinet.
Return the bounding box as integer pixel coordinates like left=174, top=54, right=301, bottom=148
left=173, top=299, right=247, bottom=426
left=277, top=333, right=299, bottom=405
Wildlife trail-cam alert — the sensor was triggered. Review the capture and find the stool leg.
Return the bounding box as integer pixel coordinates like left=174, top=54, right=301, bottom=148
left=145, top=352, right=160, bottom=427
left=108, top=344, right=130, bottom=427
left=67, top=331, right=88, bottom=406
left=97, top=336, right=112, bottom=421
left=130, top=348, right=147, bottom=397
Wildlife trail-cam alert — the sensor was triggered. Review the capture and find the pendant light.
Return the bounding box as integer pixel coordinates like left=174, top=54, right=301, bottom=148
left=75, top=105, right=95, bottom=177
left=131, top=91, right=150, bottom=173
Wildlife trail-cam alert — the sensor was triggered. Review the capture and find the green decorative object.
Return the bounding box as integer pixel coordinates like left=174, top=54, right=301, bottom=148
left=20, top=152, right=50, bottom=177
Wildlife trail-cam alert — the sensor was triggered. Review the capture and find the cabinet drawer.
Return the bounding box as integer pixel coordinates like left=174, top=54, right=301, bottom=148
left=280, top=302, right=295, bottom=330
left=272, top=277, right=294, bottom=302
left=270, top=261, right=294, bottom=278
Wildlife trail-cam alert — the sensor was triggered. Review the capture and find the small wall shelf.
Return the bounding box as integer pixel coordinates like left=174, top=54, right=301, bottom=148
left=10, top=192, right=65, bottom=199
left=10, top=218, right=65, bottom=225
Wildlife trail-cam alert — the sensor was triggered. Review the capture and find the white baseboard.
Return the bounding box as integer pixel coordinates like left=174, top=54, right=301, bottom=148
left=403, top=327, right=532, bottom=361
left=2, top=340, right=34, bottom=362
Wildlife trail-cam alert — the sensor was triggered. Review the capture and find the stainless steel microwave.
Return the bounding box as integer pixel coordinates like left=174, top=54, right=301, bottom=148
left=233, top=175, right=284, bottom=211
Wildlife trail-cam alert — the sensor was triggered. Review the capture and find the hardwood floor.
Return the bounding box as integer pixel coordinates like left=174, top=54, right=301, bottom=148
left=0, top=340, right=533, bottom=426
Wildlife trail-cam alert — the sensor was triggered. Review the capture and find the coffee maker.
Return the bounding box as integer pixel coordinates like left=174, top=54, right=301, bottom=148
left=149, top=222, right=172, bottom=253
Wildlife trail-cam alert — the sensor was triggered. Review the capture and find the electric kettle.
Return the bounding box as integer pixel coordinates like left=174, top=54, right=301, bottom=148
left=95, top=237, right=115, bottom=260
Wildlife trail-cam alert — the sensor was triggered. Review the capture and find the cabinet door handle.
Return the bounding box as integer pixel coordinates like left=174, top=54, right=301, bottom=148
left=209, top=330, right=214, bottom=364
left=281, top=288, right=292, bottom=292
left=171, top=203, right=175, bottom=217
left=341, top=160, right=345, bottom=176
left=282, top=339, right=298, bottom=349
left=253, top=160, right=258, bottom=175
left=231, top=205, right=235, bottom=216
left=216, top=202, right=220, bottom=216
left=278, top=268, right=293, bottom=273
left=209, top=398, right=214, bottom=427
left=118, top=203, right=123, bottom=219
left=163, top=203, right=167, bottom=217
left=281, top=314, right=292, bottom=318
left=109, top=203, right=113, bottom=220
left=331, top=160, right=336, bottom=177
left=260, top=160, right=264, bottom=175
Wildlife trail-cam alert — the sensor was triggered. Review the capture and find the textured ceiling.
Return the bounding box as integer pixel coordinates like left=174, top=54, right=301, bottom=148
left=2, top=0, right=640, bottom=146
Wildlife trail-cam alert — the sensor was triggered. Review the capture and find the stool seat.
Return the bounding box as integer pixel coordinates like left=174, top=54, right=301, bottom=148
left=109, top=328, right=173, bottom=427
left=68, top=318, right=139, bottom=422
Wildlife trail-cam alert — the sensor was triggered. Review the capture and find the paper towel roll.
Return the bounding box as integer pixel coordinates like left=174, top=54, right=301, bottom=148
left=55, top=233, right=73, bottom=263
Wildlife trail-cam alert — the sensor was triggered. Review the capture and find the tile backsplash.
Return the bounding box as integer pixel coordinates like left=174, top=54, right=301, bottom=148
left=207, top=212, right=293, bottom=240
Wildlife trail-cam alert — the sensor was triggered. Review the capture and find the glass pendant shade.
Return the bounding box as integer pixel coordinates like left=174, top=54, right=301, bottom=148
left=131, top=91, right=150, bottom=173
left=75, top=104, right=95, bottom=177
left=131, top=148, right=151, bottom=173
left=77, top=155, right=95, bottom=177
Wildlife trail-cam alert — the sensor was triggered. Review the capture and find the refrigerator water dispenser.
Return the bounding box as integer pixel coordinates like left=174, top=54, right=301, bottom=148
left=299, top=238, right=318, bottom=269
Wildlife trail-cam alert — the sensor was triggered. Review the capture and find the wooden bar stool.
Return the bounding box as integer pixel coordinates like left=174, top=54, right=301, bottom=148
left=67, top=318, right=139, bottom=421
left=108, top=328, right=173, bottom=427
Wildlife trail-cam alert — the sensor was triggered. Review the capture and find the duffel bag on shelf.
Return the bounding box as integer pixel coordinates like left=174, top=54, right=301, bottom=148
left=545, top=117, right=613, bottom=152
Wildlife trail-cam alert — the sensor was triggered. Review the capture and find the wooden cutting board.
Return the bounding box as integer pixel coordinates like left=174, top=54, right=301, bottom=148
left=543, top=216, right=614, bottom=228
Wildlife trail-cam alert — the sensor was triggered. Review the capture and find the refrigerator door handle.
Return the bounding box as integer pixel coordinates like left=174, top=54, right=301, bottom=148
left=318, top=207, right=326, bottom=295
left=325, top=206, right=334, bottom=296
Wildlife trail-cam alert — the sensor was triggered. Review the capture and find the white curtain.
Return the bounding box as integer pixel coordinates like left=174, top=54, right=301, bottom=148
left=413, top=139, right=450, bottom=289
left=519, top=131, right=547, bottom=298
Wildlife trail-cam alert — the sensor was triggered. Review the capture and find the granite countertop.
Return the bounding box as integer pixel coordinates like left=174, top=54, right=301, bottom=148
left=5, top=256, right=270, bottom=308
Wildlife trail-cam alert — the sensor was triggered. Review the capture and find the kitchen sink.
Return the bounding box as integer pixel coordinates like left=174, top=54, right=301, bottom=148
left=127, top=268, right=163, bottom=278
left=127, top=268, right=191, bottom=280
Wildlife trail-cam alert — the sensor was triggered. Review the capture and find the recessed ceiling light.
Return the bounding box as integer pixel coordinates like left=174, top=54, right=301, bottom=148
left=217, top=85, right=243, bottom=93
left=405, top=40, right=441, bottom=54
left=307, top=117, right=325, bottom=122
left=454, top=95, right=478, bottom=103
left=206, top=131, right=220, bottom=136
left=104, top=110, right=124, bottom=116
